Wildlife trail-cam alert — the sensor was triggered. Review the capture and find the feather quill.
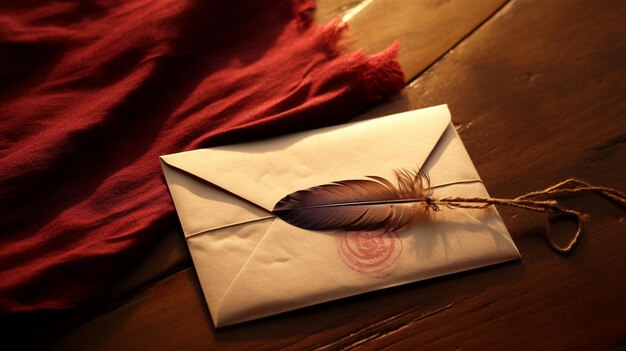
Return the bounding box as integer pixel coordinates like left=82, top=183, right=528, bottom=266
left=272, top=169, right=432, bottom=231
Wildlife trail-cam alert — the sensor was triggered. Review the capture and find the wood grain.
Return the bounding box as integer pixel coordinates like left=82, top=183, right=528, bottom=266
left=333, top=0, right=509, bottom=80
left=27, top=0, right=626, bottom=349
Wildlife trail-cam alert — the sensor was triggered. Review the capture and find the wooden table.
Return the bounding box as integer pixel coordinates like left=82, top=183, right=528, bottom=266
left=11, top=0, right=626, bottom=349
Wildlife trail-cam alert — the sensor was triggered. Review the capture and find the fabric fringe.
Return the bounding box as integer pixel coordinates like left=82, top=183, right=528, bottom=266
left=355, top=40, right=405, bottom=100
left=314, top=19, right=405, bottom=100
left=293, top=0, right=405, bottom=99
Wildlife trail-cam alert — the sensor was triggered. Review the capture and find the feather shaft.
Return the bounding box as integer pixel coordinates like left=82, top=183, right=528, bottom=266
left=272, top=197, right=430, bottom=211
left=272, top=169, right=431, bottom=231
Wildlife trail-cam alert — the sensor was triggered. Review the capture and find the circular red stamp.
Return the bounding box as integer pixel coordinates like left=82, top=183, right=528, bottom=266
left=336, top=230, right=403, bottom=278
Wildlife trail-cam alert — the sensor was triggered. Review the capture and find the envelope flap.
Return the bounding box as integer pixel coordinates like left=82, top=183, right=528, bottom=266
left=160, top=105, right=451, bottom=211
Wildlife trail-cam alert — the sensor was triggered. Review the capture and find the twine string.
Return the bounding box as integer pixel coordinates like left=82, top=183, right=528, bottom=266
left=429, top=178, right=626, bottom=254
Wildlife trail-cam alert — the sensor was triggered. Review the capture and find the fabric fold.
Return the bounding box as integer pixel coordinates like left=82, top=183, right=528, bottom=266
left=0, top=0, right=404, bottom=313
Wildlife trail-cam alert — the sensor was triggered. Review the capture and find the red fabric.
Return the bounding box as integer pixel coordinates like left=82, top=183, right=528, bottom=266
left=0, top=0, right=404, bottom=313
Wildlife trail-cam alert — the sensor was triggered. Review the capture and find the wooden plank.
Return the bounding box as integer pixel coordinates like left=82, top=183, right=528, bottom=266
left=47, top=0, right=626, bottom=349
left=333, top=0, right=509, bottom=80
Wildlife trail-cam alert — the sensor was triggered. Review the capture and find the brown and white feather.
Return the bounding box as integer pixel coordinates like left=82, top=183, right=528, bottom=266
left=272, top=169, right=432, bottom=232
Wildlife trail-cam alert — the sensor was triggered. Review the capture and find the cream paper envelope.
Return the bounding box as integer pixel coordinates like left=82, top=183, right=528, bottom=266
left=160, top=105, right=520, bottom=327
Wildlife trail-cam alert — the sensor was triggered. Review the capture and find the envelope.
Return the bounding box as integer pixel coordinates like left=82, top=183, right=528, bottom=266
left=160, top=105, right=520, bottom=327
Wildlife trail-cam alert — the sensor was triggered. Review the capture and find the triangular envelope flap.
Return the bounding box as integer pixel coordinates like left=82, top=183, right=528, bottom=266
left=421, top=123, right=518, bottom=255
left=423, top=123, right=481, bottom=186
left=160, top=105, right=451, bottom=211
left=185, top=219, right=274, bottom=326
left=160, top=160, right=270, bottom=236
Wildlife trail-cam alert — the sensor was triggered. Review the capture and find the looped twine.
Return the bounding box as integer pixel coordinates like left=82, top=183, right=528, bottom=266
left=426, top=178, right=626, bottom=254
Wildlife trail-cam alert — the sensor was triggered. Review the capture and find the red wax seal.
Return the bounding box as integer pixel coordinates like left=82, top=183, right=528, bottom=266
left=337, top=230, right=403, bottom=278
